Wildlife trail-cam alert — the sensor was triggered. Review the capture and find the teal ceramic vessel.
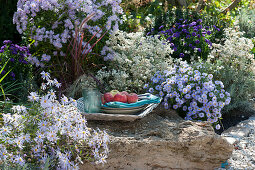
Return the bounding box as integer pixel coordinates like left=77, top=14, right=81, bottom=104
left=82, top=88, right=101, bottom=113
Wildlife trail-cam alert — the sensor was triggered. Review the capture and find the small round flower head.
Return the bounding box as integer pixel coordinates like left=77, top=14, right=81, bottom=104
left=40, top=71, right=50, bottom=80
left=215, top=124, right=221, bottom=130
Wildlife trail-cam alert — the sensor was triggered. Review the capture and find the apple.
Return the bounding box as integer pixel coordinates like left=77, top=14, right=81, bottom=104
left=104, top=92, right=114, bottom=103
left=113, top=93, right=127, bottom=103
left=121, top=91, right=129, bottom=96
left=101, top=95, right=106, bottom=105
left=127, top=93, right=138, bottom=103
left=110, top=90, right=119, bottom=97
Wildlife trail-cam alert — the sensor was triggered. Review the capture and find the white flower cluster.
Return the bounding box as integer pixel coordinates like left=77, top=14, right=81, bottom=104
left=13, top=0, right=123, bottom=65
left=209, top=27, right=255, bottom=73
left=0, top=72, right=109, bottom=169
left=97, top=31, right=175, bottom=93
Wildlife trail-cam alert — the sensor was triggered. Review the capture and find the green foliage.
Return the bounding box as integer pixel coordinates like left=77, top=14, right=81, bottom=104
left=196, top=60, right=255, bottom=113
left=0, top=42, right=34, bottom=102
left=119, top=0, right=166, bottom=32
left=193, top=28, right=255, bottom=113
left=237, top=8, right=255, bottom=38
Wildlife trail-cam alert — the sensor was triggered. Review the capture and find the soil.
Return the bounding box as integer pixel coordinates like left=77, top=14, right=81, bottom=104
left=215, top=108, right=255, bottom=135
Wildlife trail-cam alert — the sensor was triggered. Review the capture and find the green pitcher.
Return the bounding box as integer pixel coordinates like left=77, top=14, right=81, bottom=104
left=82, top=88, right=101, bottom=113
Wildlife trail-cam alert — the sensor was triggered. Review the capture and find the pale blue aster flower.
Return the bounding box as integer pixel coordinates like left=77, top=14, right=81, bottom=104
left=188, top=106, right=193, bottom=111
left=215, top=124, right=220, bottom=130
left=143, top=84, right=149, bottom=89
left=149, top=88, right=154, bottom=93
left=219, top=93, right=224, bottom=98
left=159, top=91, right=164, bottom=97
left=213, top=102, right=218, bottom=107
left=164, top=102, right=169, bottom=109
left=199, top=112, right=204, bottom=118
left=183, top=106, right=187, bottom=111
left=209, top=92, right=214, bottom=97
left=173, top=105, right=178, bottom=109
left=185, top=94, right=191, bottom=99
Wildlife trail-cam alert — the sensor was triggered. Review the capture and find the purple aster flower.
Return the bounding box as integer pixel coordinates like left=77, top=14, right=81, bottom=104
left=184, top=43, right=187, bottom=46
left=193, top=29, right=198, bottom=32
left=213, top=25, right=216, bottom=28
left=179, top=53, right=184, bottom=58
left=216, top=28, right=220, bottom=31
left=1, top=45, right=6, bottom=50
left=197, top=34, right=201, bottom=38
left=167, top=36, right=172, bottom=42
left=10, top=72, right=15, bottom=77
left=197, top=48, right=201, bottom=52
left=186, top=35, right=191, bottom=39
left=189, top=22, right=197, bottom=27
left=11, top=50, right=18, bottom=55
left=159, top=25, right=164, bottom=30
left=182, top=29, right=187, bottom=33
left=197, top=25, right=202, bottom=29
left=207, top=31, right=211, bottom=35
left=0, top=49, right=3, bottom=53
left=173, top=47, right=177, bottom=51
left=173, top=33, right=178, bottom=37
left=189, top=44, right=193, bottom=48
left=3, top=40, right=12, bottom=44
left=195, top=40, right=200, bottom=44
left=197, top=19, right=202, bottom=23
left=192, top=46, right=196, bottom=50
left=10, top=58, right=15, bottom=62
left=1, top=70, right=5, bottom=74
left=192, top=32, right=196, bottom=36
left=170, top=43, right=175, bottom=47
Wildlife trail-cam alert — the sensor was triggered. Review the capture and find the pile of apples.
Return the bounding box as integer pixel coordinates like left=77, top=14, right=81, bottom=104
left=102, top=90, right=138, bottom=104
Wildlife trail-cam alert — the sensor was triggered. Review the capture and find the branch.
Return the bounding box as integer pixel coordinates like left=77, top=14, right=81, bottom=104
left=196, top=0, right=204, bottom=12
left=222, top=0, right=241, bottom=14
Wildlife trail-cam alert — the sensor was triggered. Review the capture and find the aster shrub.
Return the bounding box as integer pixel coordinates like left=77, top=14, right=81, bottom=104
left=144, top=61, right=231, bottom=130
left=0, top=40, right=34, bottom=101
left=13, top=0, right=123, bottom=68
left=94, top=30, right=175, bottom=93
left=196, top=28, right=255, bottom=113
left=0, top=72, right=109, bottom=169
left=147, top=18, right=221, bottom=62
left=0, top=40, right=31, bottom=82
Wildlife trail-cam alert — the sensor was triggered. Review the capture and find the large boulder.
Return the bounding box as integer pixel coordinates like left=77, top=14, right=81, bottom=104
left=81, top=108, right=233, bottom=170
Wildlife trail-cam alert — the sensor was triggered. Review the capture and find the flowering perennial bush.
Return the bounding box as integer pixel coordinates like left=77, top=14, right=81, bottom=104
left=147, top=19, right=221, bottom=62
left=144, top=61, right=231, bottom=129
left=0, top=40, right=31, bottom=81
left=13, top=0, right=123, bottom=64
left=198, top=28, right=255, bottom=112
left=0, top=72, right=109, bottom=169
left=96, top=30, right=175, bottom=93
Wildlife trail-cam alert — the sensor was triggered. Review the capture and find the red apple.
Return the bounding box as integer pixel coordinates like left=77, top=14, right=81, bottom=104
left=110, top=90, right=119, bottom=97
left=104, top=92, right=114, bottom=103
left=101, top=95, right=106, bottom=105
left=113, top=93, right=127, bottom=103
left=127, top=93, right=138, bottom=103
left=121, top=91, right=129, bottom=96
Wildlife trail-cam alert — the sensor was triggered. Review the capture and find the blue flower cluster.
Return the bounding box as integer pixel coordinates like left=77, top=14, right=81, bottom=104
left=0, top=40, right=31, bottom=81
left=147, top=19, right=221, bottom=61
left=144, top=62, right=231, bottom=130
